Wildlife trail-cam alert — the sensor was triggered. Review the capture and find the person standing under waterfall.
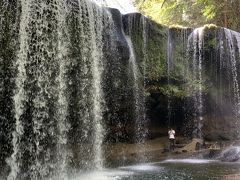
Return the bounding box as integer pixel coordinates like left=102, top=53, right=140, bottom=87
left=168, top=128, right=175, bottom=151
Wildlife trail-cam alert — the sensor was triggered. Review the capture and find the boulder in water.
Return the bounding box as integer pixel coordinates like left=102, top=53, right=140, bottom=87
left=218, top=146, right=240, bottom=162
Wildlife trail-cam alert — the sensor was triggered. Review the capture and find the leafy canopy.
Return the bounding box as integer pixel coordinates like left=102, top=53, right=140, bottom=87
left=135, top=0, right=240, bottom=31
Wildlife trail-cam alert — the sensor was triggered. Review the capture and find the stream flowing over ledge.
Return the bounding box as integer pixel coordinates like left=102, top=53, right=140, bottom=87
left=1, top=0, right=240, bottom=179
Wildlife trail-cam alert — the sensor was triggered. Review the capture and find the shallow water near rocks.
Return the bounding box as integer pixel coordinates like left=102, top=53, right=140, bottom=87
left=69, top=159, right=240, bottom=180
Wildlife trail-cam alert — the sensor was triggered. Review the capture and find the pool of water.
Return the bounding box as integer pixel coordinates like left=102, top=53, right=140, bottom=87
left=72, top=159, right=240, bottom=180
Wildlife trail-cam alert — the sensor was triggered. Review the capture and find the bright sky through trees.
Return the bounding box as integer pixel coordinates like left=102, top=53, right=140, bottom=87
left=136, top=0, right=240, bottom=32
left=93, top=0, right=137, bottom=14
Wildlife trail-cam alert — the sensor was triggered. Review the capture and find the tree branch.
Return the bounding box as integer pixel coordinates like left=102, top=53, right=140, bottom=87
left=161, top=0, right=167, bottom=8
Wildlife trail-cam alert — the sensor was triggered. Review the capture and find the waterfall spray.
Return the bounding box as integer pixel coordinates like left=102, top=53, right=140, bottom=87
left=124, top=14, right=149, bottom=162
left=85, top=0, right=106, bottom=170
left=223, top=29, right=240, bottom=117
left=8, top=0, right=30, bottom=178
left=140, top=15, right=149, bottom=161
left=167, top=29, right=173, bottom=127
left=7, top=0, right=108, bottom=178
left=188, top=27, right=204, bottom=138
left=126, top=36, right=141, bottom=138
left=56, top=0, right=70, bottom=177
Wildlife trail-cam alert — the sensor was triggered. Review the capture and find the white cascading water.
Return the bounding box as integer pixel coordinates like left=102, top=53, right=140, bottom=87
left=7, top=0, right=107, bottom=178
left=126, top=36, right=141, bottom=132
left=141, top=16, right=148, bottom=83
left=223, top=29, right=240, bottom=117
left=56, top=0, right=69, bottom=177
left=8, top=0, right=30, bottom=179
left=125, top=34, right=143, bottom=144
left=126, top=27, right=148, bottom=161
left=124, top=15, right=149, bottom=162
left=8, top=0, right=71, bottom=179
left=76, top=0, right=96, bottom=168
left=139, top=16, right=149, bottom=162
left=188, top=27, right=204, bottom=138
left=85, top=0, right=105, bottom=169
left=141, top=15, right=149, bottom=153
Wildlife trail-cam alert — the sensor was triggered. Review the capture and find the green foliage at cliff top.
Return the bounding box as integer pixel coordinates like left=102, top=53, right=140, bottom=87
left=135, top=0, right=240, bottom=32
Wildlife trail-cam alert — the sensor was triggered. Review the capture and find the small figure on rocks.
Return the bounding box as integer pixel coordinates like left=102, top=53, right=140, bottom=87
left=168, top=128, right=175, bottom=151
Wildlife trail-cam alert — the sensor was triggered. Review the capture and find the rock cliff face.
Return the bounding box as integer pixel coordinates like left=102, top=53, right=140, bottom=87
left=1, top=0, right=240, bottom=178
left=122, top=12, right=240, bottom=141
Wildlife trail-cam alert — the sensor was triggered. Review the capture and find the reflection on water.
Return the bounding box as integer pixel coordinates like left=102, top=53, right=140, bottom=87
left=119, top=164, right=164, bottom=172
left=71, top=159, right=240, bottom=180
left=71, top=170, right=133, bottom=180
left=161, top=158, right=219, bottom=164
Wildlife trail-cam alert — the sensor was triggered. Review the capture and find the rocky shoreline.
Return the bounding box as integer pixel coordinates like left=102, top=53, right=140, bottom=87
left=105, top=136, right=240, bottom=167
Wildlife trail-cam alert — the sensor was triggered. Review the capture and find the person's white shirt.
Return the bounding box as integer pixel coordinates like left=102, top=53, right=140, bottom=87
left=168, top=129, right=175, bottom=139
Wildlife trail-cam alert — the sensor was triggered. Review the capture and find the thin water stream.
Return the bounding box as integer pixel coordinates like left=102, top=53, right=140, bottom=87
left=188, top=27, right=204, bottom=138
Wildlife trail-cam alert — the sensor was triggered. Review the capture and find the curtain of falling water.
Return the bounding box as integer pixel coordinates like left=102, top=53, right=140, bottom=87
left=167, top=29, right=173, bottom=128
left=140, top=15, right=149, bottom=161
left=85, top=0, right=105, bottom=170
left=188, top=27, right=204, bottom=138
left=126, top=34, right=147, bottom=161
left=78, top=0, right=107, bottom=170
left=8, top=0, right=31, bottom=178
left=126, top=16, right=140, bottom=144
left=56, top=0, right=69, bottom=177
left=66, top=0, right=108, bottom=171
left=125, top=35, right=141, bottom=140
left=7, top=0, right=108, bottom=178
left=223, top=29, right=240, bottom=118
left=0, top=0, right=20, bottom=176
left=124, top=14, right=148, bottom=162
left=8, top=0, right=70, bottom=179
left=232, top=30, right=240, bottom=122
left=70, top=0, right=95, bottom=169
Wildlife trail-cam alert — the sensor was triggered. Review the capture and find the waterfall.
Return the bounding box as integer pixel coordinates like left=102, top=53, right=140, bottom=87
left=140, top=16, right=149, bottom=162
left=167, top=29, right=173, bottom=127
left=84, top=0, right=105, bottom=170
left=125, top=15, right=148, bottom=160
left=182, top=28, right=190, bottom=79
left=8, top=0, right=71, bottom=179
left=8, top=0, right=30, bottom=178
left=121, top=13, right=149, bottom=161
left=141, top=15, right=148, bottom=142
left=4, top=0, right=108, bottom=178
left=223, top=29, right=240, bottom=118
left=167, top=30, right=173, bottom=79
left=126, top=35, right=141, bottom=141
left=188, top=27, right=204, bottom=138
left=61, top=0, right=108, bottom=171
left=56, top=0, right=69, bottom=177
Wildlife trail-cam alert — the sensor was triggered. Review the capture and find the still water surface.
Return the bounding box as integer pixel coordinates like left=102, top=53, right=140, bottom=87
left=73, top=159, right=240, bottom=180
